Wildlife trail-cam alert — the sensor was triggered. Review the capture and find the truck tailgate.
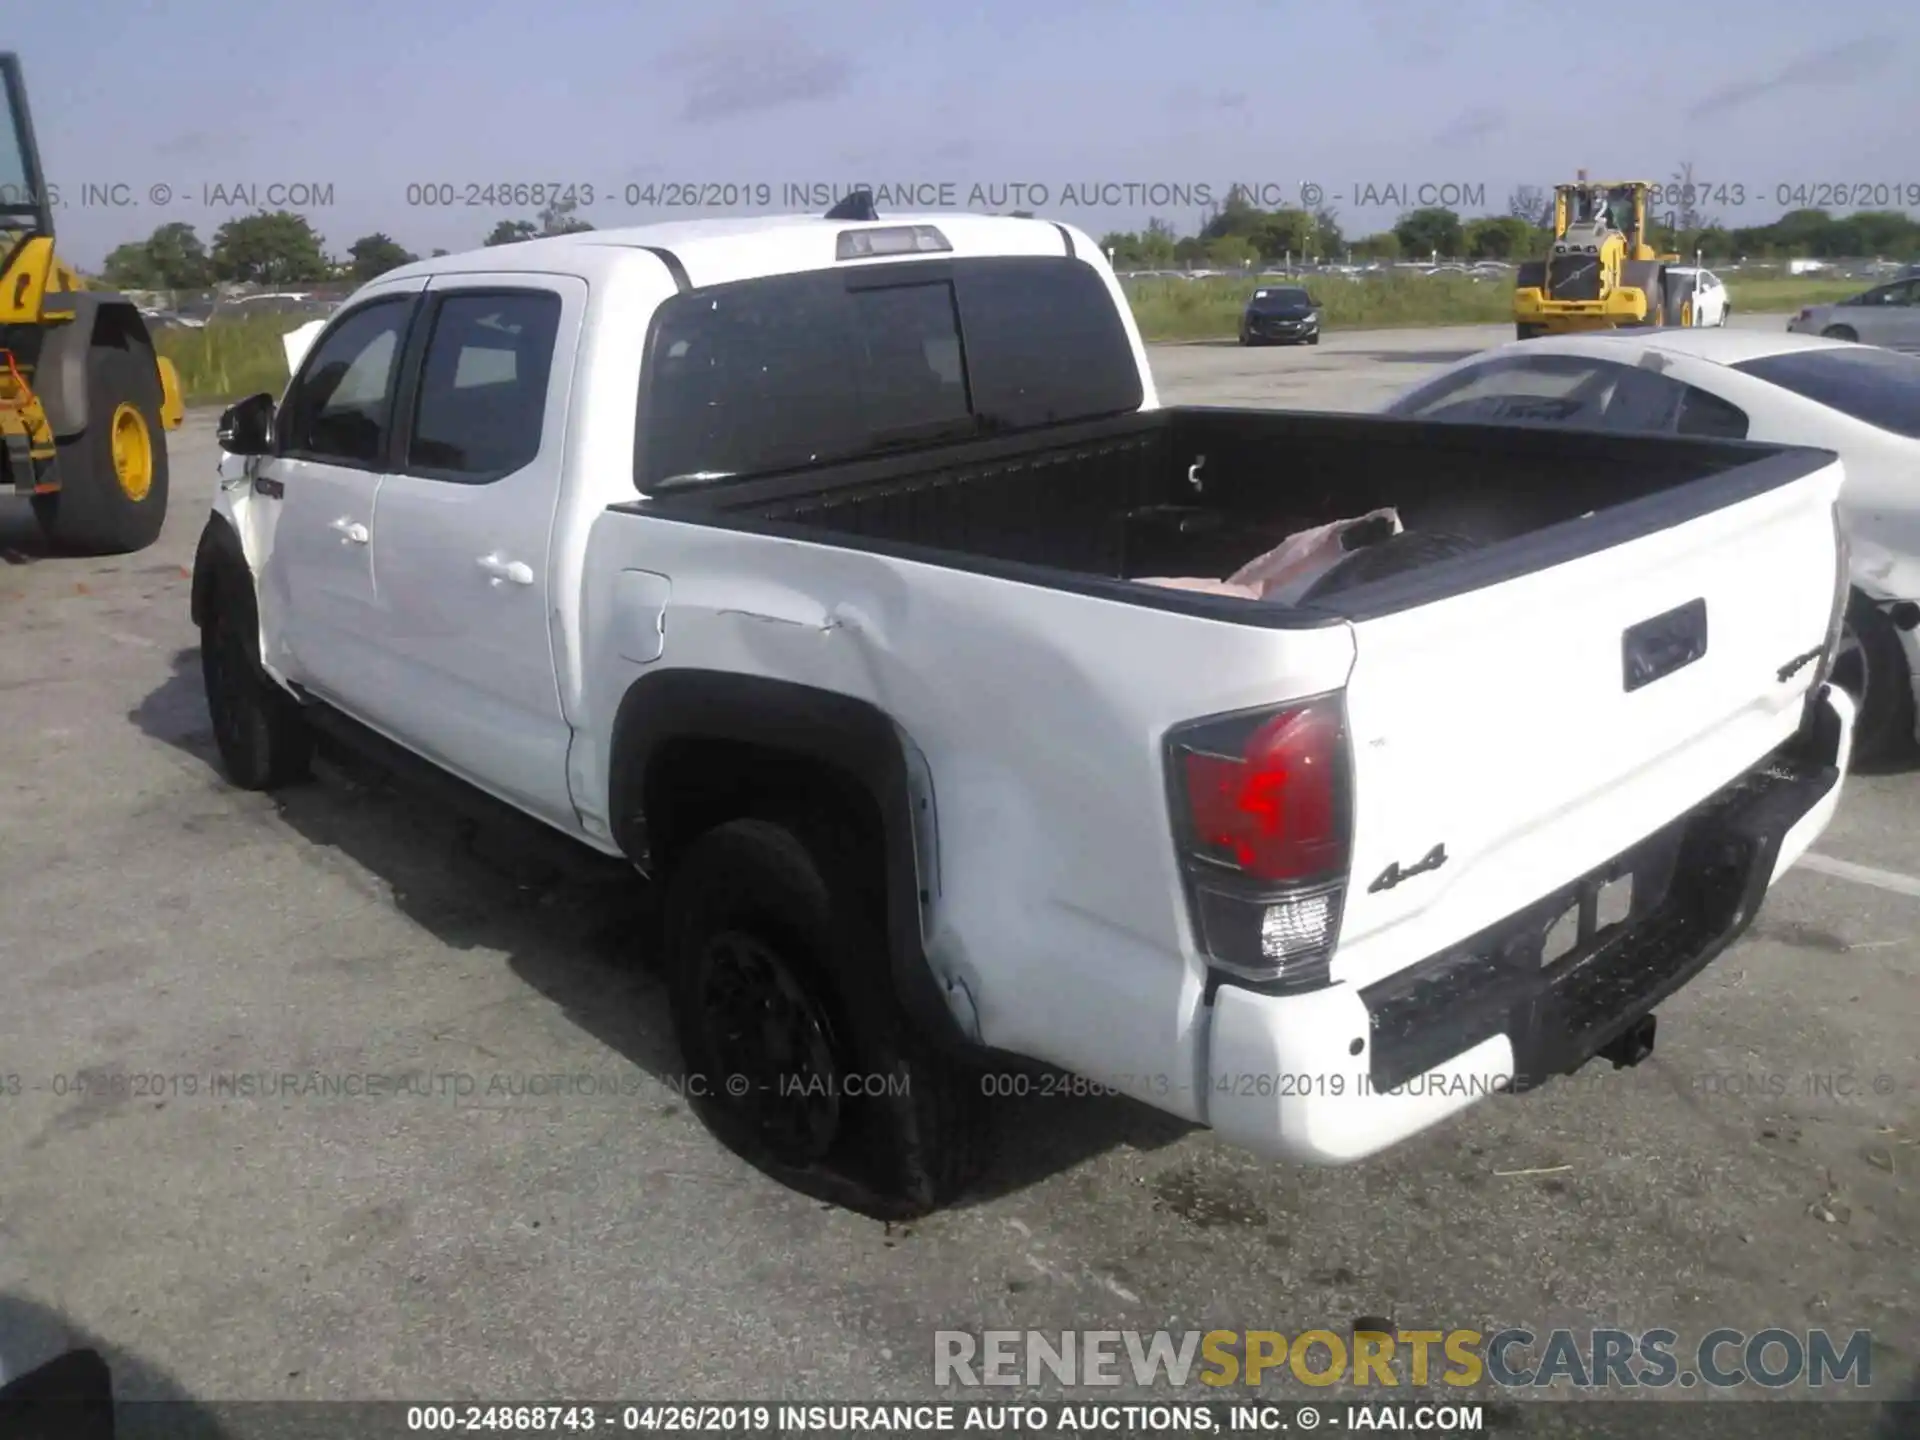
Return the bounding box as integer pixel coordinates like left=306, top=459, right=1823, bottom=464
left=1330, top=453, right=1845, bottom=989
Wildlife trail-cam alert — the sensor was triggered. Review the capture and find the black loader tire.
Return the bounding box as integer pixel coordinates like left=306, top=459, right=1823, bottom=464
left=665, top=817, right=988, bottom=1219
left=31, top=343, right=170, bottom=555
left=1834, top=589, right=1915, bottom=765
left=1299, top=530, right=1487, bottom=602
left=1641, top=269, right=1669, bottom=327
left=1516, top=323, right=1545, bottom=340
left=199, top=558, right=313, bottom=790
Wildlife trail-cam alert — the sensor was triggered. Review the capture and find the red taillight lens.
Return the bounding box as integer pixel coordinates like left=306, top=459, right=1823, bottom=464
left=1179, top=702, right=1349, bottom=882
left=1167, top=695, right=1355, bottom=990
left=1798, top=308, right=1813, bottom=321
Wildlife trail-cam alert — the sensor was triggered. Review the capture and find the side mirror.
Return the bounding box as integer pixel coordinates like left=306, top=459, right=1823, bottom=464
left=217, top=392, right=275, bottom=455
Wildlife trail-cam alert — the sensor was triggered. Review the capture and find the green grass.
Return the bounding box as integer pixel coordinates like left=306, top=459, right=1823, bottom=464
left=1122, top=270, right=1876, bottom=343
left=155, top=315, right=294, bottom=407
left=155, top=271, right=1886, bottom=407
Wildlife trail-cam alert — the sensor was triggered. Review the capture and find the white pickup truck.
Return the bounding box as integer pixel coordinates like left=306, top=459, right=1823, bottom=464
left=194, top=201, right=1856, bottom=1216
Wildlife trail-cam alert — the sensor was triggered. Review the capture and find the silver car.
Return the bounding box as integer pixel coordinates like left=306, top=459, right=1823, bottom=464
left=1787, top=276, right=1920, bottom=351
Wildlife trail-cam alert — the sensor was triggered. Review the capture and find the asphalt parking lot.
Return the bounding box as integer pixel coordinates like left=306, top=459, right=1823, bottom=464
left=1, top=321, right=1914, bottom=1426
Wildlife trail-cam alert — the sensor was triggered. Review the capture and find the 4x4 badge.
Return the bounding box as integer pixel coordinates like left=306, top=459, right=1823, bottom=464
left=1369, top=843, right=1448, bottom=894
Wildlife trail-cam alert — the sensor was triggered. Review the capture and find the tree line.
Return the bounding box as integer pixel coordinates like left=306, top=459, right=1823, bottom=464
left=1101, top=180, right=1920, bottom=268
left=99, top=197, right=596, bottom=290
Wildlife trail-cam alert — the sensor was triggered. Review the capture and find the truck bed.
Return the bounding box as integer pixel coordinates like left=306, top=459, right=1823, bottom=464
left=631, top=406, right=1826, bottom=621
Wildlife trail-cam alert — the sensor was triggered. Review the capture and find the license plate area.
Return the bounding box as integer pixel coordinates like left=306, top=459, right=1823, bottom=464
left=1541, top=868, right=1640, bottom=969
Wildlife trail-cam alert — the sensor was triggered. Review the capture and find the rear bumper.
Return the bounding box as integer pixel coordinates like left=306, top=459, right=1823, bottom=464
left=1512, top=287, right=1653, bottom=327
left=1204, top=683, right=1854, bottom=1164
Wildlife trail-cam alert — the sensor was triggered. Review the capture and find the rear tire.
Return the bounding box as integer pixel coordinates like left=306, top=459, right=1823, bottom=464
left=199, top=559, right=313, bottom=791
left=31, top=343, right=170, bottom=556
left=1515, top=323, right=1545, bottom=340
left=1822, top=325, right=1858, bottom=342
left=1832, top=590, right=1915, bottom=764
left=664, top=817, right=987, bottom=1218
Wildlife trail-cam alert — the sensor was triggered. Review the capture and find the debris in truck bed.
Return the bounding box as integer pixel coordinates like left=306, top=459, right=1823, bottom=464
left=1136, top=507, right=1402, bottom=601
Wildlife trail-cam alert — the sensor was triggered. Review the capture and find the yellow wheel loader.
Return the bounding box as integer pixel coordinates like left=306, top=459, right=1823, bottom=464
left=1, top=52, right=183, bottom=555
left=1511, top=174, right=1692, bottom=341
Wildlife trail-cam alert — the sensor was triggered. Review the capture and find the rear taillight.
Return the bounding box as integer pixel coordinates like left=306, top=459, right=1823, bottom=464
left=1798, top=308, right=1813, bottom=321
left=1166, top=695, right=1353, bottom=992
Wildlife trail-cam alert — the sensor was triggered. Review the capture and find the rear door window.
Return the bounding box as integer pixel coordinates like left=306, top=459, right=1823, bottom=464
left=1388, top=352, right=1750, bottom=439
left=636, top=255, right=1143, bottom=490
left=1733, top=346, right=1920, bottom=438
left=405, top=290, right=562, bottom=481
left=1382, top=354, right=1621, bottom=426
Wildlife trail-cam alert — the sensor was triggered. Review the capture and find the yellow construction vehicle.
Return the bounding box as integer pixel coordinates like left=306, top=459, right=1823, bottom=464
left=1, top=52, right=183, bottom=554
left=1512, top=173, right=1691, bottom=341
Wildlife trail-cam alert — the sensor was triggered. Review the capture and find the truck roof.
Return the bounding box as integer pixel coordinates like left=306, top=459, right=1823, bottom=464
left=375, top=211, right=1095, bottom=292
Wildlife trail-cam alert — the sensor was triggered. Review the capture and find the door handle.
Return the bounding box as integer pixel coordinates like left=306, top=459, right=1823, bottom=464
left=477, top=553, right=534, bottom=587
left=331, top=517, right=369, bottom=545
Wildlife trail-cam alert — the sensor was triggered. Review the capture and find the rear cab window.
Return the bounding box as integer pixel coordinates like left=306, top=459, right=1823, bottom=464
left=1732, top=347, right=1920, bottom=439
left=635, top=255, right=1143, bottom=491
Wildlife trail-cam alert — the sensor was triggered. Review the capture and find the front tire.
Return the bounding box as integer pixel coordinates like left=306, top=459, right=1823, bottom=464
left=1641, top=271, right=1668, bottom=327
left=199, top=560, right=313, bottom=791
left=1515, top=323, right=1544, bottom=340
left=1831, top=590, right=1915, bottom=764
left=31, top=344, right=170, bottom=556
left=664, top=818, right=987, bottom=1218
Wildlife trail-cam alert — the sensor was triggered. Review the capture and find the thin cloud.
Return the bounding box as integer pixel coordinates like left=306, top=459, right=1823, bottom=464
left=663, top=16, right=857, bottom=123
left=1168, top=85, right=1249, bottom=112
left=155, top=131, right=219, bottom=158
left=1686, top=35, right=1894, bottom=120
left=1431, top=106, right=1505, bottom=149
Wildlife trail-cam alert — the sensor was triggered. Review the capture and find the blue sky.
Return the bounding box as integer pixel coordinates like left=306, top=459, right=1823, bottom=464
left=13, top=0, right=1917, bottom=267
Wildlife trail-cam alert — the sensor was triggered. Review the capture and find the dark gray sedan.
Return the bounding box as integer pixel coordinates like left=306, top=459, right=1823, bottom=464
left=1239, top=285, right=1322, bottom=346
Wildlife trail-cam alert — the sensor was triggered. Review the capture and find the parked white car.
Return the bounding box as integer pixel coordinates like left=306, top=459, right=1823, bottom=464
left=1381, top=327, right=1920, bottom=759
left=194, top=207, right=1852, bottom=1214
left=1787, top=276, right=1920, bottom=351
left=1667, top=266, right=1730, bottom=326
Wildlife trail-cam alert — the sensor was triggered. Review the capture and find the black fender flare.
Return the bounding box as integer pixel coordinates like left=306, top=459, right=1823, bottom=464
left=33, top=292, right=160, bottom=438
left=607, top=667, right=965, bottom=1050
left=190, top=511, right=246, bottom=630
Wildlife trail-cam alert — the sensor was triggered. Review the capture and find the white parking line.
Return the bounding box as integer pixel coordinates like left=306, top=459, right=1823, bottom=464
left=1799, top=852, right=1920, bottom=900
